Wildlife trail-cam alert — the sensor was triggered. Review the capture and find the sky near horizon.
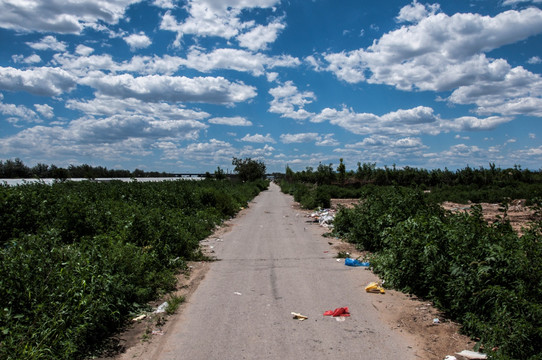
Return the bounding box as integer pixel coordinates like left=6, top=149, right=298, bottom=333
left=0, top=0, right=541, bottom=173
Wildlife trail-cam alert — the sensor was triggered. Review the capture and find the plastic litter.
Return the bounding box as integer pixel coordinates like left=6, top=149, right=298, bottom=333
left=132, top=314, right=146, bottom=322
left=365, top=282, right=385, bottom=294
left=154, top=302, right=169, bottom=314
left=433, top=318, right=440, bottom=324
left=309, top=209, right=336, bottom=228
left=323, top=307, right=350, bottom=317
left=455, top=350, right=487, bottom=359
left=444, top=356, right=457, bottom=360
left=344, top=258, right=370, bottom=267
left=291, top=312, right=308, bottom=321
left=234, top=292, right=242, bottom=296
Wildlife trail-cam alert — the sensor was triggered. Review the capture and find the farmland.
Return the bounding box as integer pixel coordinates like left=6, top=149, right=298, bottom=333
left=0, top=178, right=268, bottom=359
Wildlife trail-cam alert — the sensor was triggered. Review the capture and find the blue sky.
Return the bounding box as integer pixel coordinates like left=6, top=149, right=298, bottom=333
left=0, top=0, right=541, bottom=173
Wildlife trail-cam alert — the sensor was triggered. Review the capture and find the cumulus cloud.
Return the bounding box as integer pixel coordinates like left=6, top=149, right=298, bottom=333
left=182, top=47, right=299, bottom=76
left=26, top=36, right=67, bottom=52
left=75, top=45, right=95, bottom=56
left=208, top=116, right=252, bottom=126
left=396, top=1, right=440, bottom=23
left=347, top=135, right=426, bottom=149
left=240, top=133, right=275, bottom=143
left=160, top=0, right=280, bottom=47
left=124, top=32, right=152, bottom=51
left=12, top=54, right=42, bottom=64
left=528, top=56, right=542, bottom=64
left=319, top=6, right=542, bottom=119
left=34, top=104, right=54, bottom=119
left=280, top=132, right=319, bottom=143
left=0, top=0, right=142, bottom=34
left=311, top=105, right=511, bottom=136
left=268, top=81, right=316, bottom=120
left=79, top=73, right=257, bottom=104
left=324, top=7, right=542, bottom=90
left=0, top=66, right=77, bottom=96
left=0, top=97, right=41, bottom=124
left=237, top=20, right=286, bottom=51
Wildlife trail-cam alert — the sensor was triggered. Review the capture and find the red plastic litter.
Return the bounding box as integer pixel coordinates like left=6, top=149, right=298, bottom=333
left=323, top=307, right=350, bottom=317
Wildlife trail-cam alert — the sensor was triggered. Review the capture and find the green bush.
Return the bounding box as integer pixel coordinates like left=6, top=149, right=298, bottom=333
left=335, top=187, right=542, bottom=359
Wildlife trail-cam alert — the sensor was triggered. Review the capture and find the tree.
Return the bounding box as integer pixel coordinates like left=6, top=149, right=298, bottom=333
left=232, top=157, right=266, bottom=181
left=337, top=158, right=346, bottom=184
left=214, top=166, right=226, bottom=180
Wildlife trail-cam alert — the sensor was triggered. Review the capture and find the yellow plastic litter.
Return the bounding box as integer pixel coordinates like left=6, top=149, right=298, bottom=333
left=291, top=312, right=309, bottom=321
left=365, top=282, right=385, bottom=294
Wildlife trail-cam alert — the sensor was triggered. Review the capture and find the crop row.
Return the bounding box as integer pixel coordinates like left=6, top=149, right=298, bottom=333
left=0, top=179, right=268, bottom=359
left=333, top=187, right=542, bottom=360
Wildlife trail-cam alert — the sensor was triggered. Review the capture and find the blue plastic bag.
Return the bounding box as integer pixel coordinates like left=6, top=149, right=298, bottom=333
left=344, top=258, right=369, bottom=267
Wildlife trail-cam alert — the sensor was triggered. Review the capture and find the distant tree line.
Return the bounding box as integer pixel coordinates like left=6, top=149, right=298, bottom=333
left=282, top=160, right=542, bottom=187
left=0, top=158, right=174, bottom=179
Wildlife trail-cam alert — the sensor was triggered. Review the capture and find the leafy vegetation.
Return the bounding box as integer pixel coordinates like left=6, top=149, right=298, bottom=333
left=0, top=178, right=268, bottom=359
left=0, top=158, right=178, bottom=179
left=334, top=187, right=542, bottom=359
left=279, top=163, right=542, bottom=207
left=232, top=157, right=267, bottom=182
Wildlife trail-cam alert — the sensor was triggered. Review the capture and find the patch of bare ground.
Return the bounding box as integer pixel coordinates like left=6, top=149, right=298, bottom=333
left=320, top=237, right=475, bottom=359
left=441, top=199, right=538, bottom=234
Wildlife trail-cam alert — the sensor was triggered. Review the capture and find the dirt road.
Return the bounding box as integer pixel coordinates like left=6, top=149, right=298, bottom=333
left=137, top=182, right=416, bottom=359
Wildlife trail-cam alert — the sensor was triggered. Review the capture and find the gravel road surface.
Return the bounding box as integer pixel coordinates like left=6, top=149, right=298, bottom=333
left=152, top=182, right=416, bottom=359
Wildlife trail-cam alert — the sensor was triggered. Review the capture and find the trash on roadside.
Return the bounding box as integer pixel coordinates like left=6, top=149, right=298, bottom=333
left=308, top=209, right=336, bottom=228
left=291, top=312, right=308, bottom=321
left=454, top=350, right=487, bottom=359
left=365, top=282, right=385, bottom=294
left=152, top=329, right=164, bottom=335
left=132, top=314, right=147, bottom=322
left=336, top=259, right=341, bottom=262
left=444, top=356, right=457, bottom=360
left=234, top=291, right=242, bottom=296
left=433, top=318, right=440, bottom=324
left=323, top=307, right=350, bottom=317
left=345, top=258, right=370, bottom=267
left=154, top=302, right=169, bottom=314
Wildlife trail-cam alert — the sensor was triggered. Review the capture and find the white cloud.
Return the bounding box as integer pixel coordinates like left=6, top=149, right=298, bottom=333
left=182, top=47, right=299, bottom=76
left=75, top=45, right=94, bottom=56
left=237, top=20, right=286, bottom=51
left=66, top=96, right=210, bottom=121
left=12, top=54, right=42, bottom=64
left=26, top=36, right=67, bottom=52
left=208, top=116, right=252, bottom=126
left=34, top=104, right=54, bottom=119
left=502, top=0, right=542, bottom=5
left=0, top=0, right=143, bottom=34
left=528, top=56, right=542, bottom=64
left=266, top=72, right=279, bottom=82
left=79, top=73, right=257, bottom=104
left=0, top=97, right=41, bottom=124
left=396, top=1, right=440, bottom=23
left=325, top=7, right=542, bottom=90
left=0, top=66, right=77, bottom=96
left=320, top=6, right=542, bottom=119
left=280, top=132, right=319, bottom=143
left=124, top=32, right=152, bottom=51
left=268, top=81, right=316, bottom=120
left=153, top=0, right=176, bottom=8
left=311, top=105, right=511, bottom=136
left=529, top=133, right=536, bottom=139
left=347, top=135, right=426, bottom=149
left=240, top=133, right=275, bottom=143
left=159, top=0, right=280, bottom=47
left=316, top=134, right=339, bottom=146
